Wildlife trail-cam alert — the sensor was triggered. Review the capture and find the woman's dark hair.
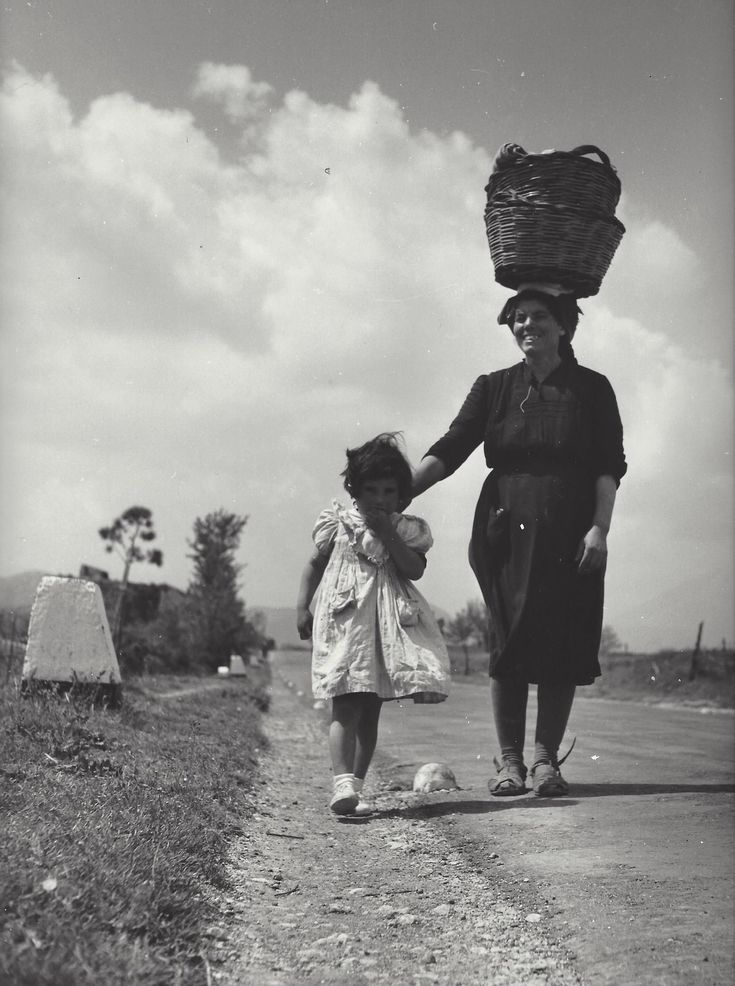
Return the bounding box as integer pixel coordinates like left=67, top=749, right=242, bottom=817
left=342, top=432, right=413, bottom=501
left=497, top=289, right=582, bottom=361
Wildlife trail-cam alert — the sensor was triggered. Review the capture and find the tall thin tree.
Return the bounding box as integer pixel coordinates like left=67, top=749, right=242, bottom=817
left=187, top=509, right=255, bottom=670
left=99, top=505, right=163, bottom=647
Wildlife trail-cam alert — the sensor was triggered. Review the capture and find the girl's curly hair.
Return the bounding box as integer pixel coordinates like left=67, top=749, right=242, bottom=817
left=341, top=432, right=413, bottom=502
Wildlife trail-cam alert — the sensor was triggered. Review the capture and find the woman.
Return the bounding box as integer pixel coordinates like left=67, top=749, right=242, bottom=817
left=412, top=287, right=626, bottom=797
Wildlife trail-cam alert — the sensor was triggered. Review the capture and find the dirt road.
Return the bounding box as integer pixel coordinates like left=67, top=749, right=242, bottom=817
left=214, top=652, right=734, bottom=985
left=375, top=676, right=735, bottom=986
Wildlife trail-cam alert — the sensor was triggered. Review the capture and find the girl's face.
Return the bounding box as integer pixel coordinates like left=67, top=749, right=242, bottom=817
left=354, top=477, right=401, bottom=516
left=512, top=299, right=565, bottom=359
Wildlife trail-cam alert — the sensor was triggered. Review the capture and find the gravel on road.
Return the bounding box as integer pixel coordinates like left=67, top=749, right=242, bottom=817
left=208, top=670, right=584, bottom=986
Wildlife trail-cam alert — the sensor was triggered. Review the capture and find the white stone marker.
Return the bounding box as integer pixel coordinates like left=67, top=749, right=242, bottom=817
left=22, top=576, right=121, bottom=686
left=229, top=654, right=248, bottom=676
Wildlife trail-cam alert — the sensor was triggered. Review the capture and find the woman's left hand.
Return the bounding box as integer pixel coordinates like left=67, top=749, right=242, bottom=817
left=575, top=525, right=608, bottom=575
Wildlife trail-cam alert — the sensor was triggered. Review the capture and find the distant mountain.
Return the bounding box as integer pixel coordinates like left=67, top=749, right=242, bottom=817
left=0, top=577, right=301, bottom=648
left=0, top=570, right=177, bottom=617
left=248, top=606, right=307, bottom=650
left=0, top=571, right=55, bottom=614
left=0, top=573, right=453, bottom=649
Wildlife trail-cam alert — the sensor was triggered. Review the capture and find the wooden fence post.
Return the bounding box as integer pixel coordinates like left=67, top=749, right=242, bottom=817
left=688, top=621, right=704, bottom=681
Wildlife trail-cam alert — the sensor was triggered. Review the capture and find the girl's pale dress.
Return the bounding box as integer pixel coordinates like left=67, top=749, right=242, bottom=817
left=311, top=501, right=451, bottom=701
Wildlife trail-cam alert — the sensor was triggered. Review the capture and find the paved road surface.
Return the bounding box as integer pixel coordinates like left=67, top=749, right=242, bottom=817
left=273, top=651, right=735, bottom=986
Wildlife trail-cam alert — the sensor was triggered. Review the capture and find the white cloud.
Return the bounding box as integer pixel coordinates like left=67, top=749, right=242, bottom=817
left=193, top=62, right=273, bottom=122
left=625, top=218, right=699, bottom=281
left=615, top=197, right=700, bottom=285
left=570, top=307, right=733, bottom=649
left=1, top=64, right=732, bottom=650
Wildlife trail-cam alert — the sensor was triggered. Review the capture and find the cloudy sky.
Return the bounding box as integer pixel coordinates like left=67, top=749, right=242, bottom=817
left=1, top=0, right=732, bottom=651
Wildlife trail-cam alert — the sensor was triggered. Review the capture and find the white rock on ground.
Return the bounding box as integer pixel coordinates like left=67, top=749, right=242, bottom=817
left=413, top=762, right=460, bottom=793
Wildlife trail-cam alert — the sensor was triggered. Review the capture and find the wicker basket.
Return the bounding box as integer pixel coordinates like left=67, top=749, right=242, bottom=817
left=484, top=144, right=625, bottom=297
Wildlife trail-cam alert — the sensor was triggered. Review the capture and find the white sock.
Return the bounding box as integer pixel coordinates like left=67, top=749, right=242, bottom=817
left=333, top=772, right=355, bottom=790
left=353, top=776, right=365, bottom=794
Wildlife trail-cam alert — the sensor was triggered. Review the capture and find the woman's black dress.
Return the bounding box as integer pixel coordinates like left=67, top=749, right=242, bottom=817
left=425, top=358, right=626, bottom=685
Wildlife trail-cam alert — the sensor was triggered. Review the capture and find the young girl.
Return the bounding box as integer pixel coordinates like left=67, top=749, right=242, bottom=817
left=296, top=433, right=451, bottom=816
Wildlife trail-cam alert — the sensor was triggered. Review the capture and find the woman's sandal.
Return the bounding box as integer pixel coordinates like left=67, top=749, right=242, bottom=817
left=530, top=738, right=576, bottom=797
left=488, top=756, right=527, bottom=796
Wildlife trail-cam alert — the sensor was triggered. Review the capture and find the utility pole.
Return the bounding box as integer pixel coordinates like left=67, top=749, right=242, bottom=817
left=688, top=621, right=704, bottom=682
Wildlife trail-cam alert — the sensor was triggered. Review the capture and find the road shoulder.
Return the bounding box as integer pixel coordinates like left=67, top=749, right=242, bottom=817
left=209, top=669, right=583, bottom=986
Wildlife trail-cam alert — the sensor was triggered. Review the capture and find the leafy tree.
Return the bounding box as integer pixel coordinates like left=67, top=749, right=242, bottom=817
left=599, top=625, right=622, bottom=657
left=446, top=599, right=492, bottom=675
left=465, top=599, right=491, bottom=653
left=187, top=509, right=257, bottom=671
left=446, top=608, right=476, bottom=676
left=121, top=588, right=197, bottom=674
left=248, top=608, right=267, bottom=639
left=247, top=608, right=276, bottom=659
left=99, top=505, right=163, bottom=645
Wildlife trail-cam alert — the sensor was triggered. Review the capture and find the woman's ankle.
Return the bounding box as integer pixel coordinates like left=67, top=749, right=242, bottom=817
left=532, top=743, right=556, bottom=766
left=498, top=747, right=525, bottom=767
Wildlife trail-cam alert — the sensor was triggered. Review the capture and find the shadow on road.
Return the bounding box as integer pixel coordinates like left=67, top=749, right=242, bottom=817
left=363, top=797, right=579, bottom=820
left=565, top=781, right=735, bottom=796
left=348, top=780, right=735, bottom=823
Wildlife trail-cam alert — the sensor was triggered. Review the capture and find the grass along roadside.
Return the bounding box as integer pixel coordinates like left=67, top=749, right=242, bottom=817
left=446, top=645, right=735, bottom=708
left=3, top=647, right=730, bottom=985
left=1, top=670, right=270, bottom=986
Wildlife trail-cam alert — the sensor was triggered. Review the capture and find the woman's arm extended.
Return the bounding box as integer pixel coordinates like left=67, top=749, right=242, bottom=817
left=296, top=547, right=330, bottom=639
left=411, top=455, right=446, bottom=497
left=576, top=475, right=618, bottom=575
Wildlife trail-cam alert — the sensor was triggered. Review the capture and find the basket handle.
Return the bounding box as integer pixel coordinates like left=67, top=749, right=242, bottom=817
left=569, top=145, right=613, bottom=169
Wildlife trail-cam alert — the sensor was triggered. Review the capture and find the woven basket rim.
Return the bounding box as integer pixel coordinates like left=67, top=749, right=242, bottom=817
left=485, top=202, right=626, bottom=231
left=486, top=161, right=621, bottom=196
left=485, top=157, right=622, bottom=208
left=498, top=148, right=617, bottom=165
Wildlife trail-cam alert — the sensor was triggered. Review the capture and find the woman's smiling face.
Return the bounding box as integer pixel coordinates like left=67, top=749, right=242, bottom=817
left=512, top=298, right=565, bottom=358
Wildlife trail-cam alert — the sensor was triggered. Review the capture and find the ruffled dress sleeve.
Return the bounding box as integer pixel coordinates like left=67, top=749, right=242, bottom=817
left=395, top=514, right=434, bottom=553
left=312, top=507, right=339, bottom=555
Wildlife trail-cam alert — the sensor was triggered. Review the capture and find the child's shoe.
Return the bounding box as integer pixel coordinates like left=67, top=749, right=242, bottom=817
left=413, top=691, right=447, bottom=704
left=329, top=775, right=359, bottom=815
left=352, top=776, right=375, bottom=816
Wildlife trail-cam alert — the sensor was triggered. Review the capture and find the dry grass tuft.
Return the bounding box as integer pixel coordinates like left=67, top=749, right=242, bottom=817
left=1, top=669, right=271, bottom=985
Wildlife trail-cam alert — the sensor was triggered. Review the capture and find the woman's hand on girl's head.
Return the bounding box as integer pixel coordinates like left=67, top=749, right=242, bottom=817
left=575, top=525, right=608, bottom=575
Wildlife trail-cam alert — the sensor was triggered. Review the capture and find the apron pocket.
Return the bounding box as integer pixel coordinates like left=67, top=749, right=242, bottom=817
left=485, top=506, right=509, bottom=551
left=397, top=597, right=420, bottom=626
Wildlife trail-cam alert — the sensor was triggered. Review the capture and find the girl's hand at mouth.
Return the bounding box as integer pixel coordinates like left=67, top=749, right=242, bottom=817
left=362, top=506, right=395, bottom=540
